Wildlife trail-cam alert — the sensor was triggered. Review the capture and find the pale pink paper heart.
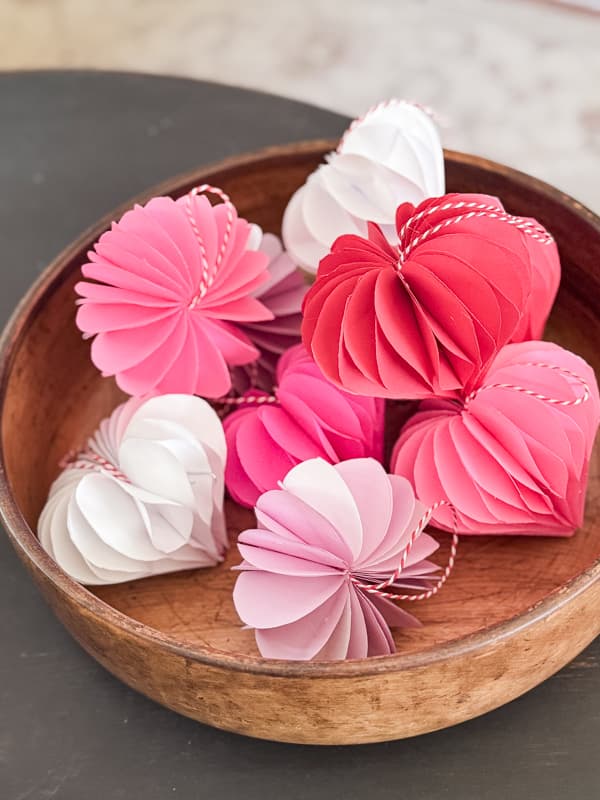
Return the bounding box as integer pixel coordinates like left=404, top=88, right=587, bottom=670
left=391, top=341, right=600, bottom=536
left=231, top=233, right=307, bottom=393
left=302, top=193, right=558, bottom=400
left=223, top=344, right=384, bottom=508
left=233, top=457, right=451, bottom=661
left=75, top=186, right=273, bottom=398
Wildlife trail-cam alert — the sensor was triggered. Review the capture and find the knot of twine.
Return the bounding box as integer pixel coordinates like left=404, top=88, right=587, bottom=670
left=395, top=200, right=554, bottom=268
left=351, top=499, right=458, bottom=602
left=185, top=184, right=234, bottom=309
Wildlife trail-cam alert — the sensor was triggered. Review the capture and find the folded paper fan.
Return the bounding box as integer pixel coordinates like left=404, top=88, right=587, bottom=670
left=391, top=341, right=600, bottom=535
left=75, top=186, right=273, bottom=398
left=38, top=394, right=228, bottom=584
left=511, top=225, right=560, bottom=341
left=282, top=99, right=445, bottom=273
left=223, top=344, right=384, bottom=507
left=233, top=457, right=443, bottom=660
left=231, top=233, right=307, bottom=393
left=302, top=193, right=558, bottom=400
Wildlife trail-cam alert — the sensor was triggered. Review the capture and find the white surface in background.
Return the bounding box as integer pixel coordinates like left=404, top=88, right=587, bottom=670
left=1, top=0, right=599, bottom=210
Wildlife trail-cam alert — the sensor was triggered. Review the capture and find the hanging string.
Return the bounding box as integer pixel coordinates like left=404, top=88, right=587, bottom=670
left=60, top=445, right=131, bottom=483
left=185, top=184, right=234, bottom=308
left=352, top=499, right=458, bottom=602
left=396, top=199, right=554, bottom=267
left=464, top=361, right=590, bottom=408
left=337, top=98, right=448, bottom=153
left=215, top=391, right=279, bottom=408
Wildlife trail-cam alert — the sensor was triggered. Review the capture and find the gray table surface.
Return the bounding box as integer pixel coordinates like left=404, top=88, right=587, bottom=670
left=1, top=70, right=598, bottom=800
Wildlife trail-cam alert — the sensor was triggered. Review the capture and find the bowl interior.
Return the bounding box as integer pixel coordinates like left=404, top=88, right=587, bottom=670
left=1, top=144, right=600, bottom=660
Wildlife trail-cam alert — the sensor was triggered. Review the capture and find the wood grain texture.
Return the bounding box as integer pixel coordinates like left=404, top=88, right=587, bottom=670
left=0, top=142, right=599, bottom=744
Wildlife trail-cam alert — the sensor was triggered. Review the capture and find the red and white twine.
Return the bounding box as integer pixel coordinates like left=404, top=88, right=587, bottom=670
left=216, top=392, right=279, bottom=408
left=185, top=184, right=234, bottom=308
left=337, top=98, right=445, bottom=153
left=464, top=361, right=591, bottom=408
left=60, top=447, right=130, bottom=483
left=396, top=200, right=554, bottom=266
left=352, top=499, right=459, bottom=603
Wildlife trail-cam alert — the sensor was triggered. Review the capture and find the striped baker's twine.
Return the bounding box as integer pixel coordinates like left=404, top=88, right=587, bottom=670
left=185, top=184, right=234, bottom=308
left=352, top=499, right=458, bottom=602
left=337, top=98, right=445, bottom=153
left=464, top=361, right=591, bottom=408
left=216, top=392, right=279, bottom=408
left=396, top=200, right=554, bottom=267
left=60, top=446, right=131, bottom=483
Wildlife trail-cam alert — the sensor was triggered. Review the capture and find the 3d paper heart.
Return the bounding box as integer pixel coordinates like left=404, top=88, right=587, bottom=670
left=38, top=394, right=228, bottom=584
left=233, top=458, right=444, bottom=660
left=282, top=99, right=445, bottom=273
left=231, top=233, right=307, bottom=393
left=223, top=344, right=384, bottom=508
left=75, top=186, right=273, bottom=398
left=302, top=193, right=556, bottom=399
left=391, top=341, right=600, bottom=536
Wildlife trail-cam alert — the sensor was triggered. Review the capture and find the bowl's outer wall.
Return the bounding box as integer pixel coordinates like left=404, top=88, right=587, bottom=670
left=1, top=143, right=600, bottom=744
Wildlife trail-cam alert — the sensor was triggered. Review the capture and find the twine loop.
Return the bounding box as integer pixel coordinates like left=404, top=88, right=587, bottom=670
left=185, top=184, right=234, bottom=308
left=352, top=499, right=458, bottom=602
left=337, top=98, right=447, bottom=154
left=396, top=200, right=554, bottom=269
left=464, top=361, right=590, bottom=408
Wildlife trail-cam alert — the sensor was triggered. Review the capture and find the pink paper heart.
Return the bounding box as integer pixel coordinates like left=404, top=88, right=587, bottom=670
left=223, top=345, right=384, bottom=507
left=75, top=188, right=273, bottom=398
left=391, top=341, right=600, bottom=535
left=231, top=233, right=308, bottom=393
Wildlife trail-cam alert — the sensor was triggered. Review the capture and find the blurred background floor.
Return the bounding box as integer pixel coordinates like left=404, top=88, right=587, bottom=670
left=1, top=0, right=599, bottom=209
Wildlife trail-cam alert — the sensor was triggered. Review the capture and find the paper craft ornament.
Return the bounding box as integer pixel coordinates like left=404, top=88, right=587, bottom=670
left=391, top=341, right=600, bottom=536
left=75, top=186, right=273, bottom=399
left=233, top=457, right=450, bottom=660
left=282, top=99, right=445, bottom=273
left=302, top=193, right=557, bottom=400
left=511, top=227, right=560, bottom=341
left=223, top=344, right=384, bottom=508
left=231, top=233, right=307, bottom=392
left=38, top=394, right=228, bottom=584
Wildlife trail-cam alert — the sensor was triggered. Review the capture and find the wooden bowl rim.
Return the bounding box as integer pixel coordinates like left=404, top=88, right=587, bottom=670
left=1, top=140, right=599, bottom=679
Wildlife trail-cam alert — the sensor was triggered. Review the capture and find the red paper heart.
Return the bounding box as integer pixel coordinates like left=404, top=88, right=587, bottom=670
left=302, top=193, right=557, bottom=399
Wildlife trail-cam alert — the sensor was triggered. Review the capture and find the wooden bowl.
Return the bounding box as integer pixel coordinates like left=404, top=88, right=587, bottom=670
left=1, top=142, right=599, bottom=745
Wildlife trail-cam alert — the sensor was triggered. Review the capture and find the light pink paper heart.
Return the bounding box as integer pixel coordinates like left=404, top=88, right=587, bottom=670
left=231, top=233, right=308, bottom=393
left=391, top=341, right=600, bottom=536
left=233, top=457, right=442, bottom=660
left=75, top=187, right=273, bottom=398
left=223, top=345, right=384, bottom=508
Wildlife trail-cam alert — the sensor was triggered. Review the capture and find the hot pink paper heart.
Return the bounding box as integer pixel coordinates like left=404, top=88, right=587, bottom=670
left=75, top=186, right=273, bottom=398
left=233, top=457, right=444, bottom=660
left=391, top=341, right=599, bottom=536
left=302, top=193, right=557, bottom=400
left=223, top=344, right=384, bottom=508
left=231, top=233, right=307, bottom=393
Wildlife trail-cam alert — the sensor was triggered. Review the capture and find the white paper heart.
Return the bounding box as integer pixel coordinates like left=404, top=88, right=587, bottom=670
left=38, top=394, right=228, bottom=585
left=282, top=99, right=445, bottom=273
